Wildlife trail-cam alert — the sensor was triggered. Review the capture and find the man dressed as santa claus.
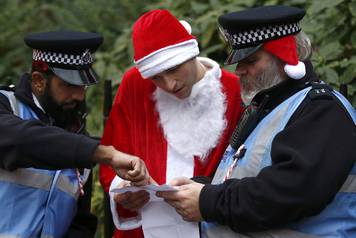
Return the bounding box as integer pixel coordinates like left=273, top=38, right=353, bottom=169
left=99, top=9, right=243, bottom=238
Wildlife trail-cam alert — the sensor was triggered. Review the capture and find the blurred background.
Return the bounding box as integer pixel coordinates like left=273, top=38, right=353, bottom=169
left=1, top=0, right=355, bottom=236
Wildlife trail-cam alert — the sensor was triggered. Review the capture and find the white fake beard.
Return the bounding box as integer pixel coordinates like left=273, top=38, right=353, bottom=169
left=240, top=59, right=283, bottom=105
left=153, top=72, right=227, bottom=160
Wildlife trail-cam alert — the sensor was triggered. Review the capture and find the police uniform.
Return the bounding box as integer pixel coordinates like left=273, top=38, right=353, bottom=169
left=0, top=31, right=103, bottom=238
left=198, top=6, right=356, bottom=238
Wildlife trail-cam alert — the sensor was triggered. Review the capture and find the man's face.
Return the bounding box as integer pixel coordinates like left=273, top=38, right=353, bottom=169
left=38, top=75, right=86, bottom=129
left=48, top=75, right=85, bottom=109
left=235, top=49, right=284, bottom=105
left=150, top=58, right=202, bottom=99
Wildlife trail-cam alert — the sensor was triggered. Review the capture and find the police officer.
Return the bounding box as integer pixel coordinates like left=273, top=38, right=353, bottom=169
left=0, top=31, right=149, bottom=238
left=158, top=5, right=356, bottom=237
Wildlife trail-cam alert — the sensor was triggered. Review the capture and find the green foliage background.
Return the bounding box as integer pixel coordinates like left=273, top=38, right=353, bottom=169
left=0, top=0, right=355, bottom=236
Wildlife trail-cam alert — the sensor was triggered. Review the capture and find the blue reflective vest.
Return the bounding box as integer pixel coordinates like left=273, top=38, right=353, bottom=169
left=0, top=90, right=82, bottom=238
left=202, top=86, right=356, bottom=238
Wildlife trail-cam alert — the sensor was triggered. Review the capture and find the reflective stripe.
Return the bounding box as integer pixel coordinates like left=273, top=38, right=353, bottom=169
left=333, top=90, right=356, bottom=124
left=0, top=168, right=52, bottom=191
left=232, top=101, right=291, bottom=179
left=339, top=174, right=356, bottom=193
left=82, top=168, right=91, bottom=184
left=204, top=225, right=321, bottom=238
left=0, top=90, right=19, bottom=116
left=245, top=229, right=322, bottom=237
left=0, top=235, right=21, bottom=238
left=0, top=235, right=54, bottom=238
left=56, top=174, right=80, bottom=199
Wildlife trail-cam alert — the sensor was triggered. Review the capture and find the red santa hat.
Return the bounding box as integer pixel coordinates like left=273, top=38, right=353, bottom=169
left=132, top=9, right=199, bottom=79
left=263, top=35, right=306, bottom=80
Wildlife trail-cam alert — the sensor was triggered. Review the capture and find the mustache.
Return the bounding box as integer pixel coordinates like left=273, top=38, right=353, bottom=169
left=61, top=100, right=81, bottom=108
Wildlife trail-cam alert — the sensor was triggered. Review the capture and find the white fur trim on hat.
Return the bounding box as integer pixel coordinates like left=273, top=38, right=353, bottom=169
left=134, top=39, right=199, bottom=79
left=284, top=61, right=306, bottom=80
left=179, top=20, right=192, bottom=34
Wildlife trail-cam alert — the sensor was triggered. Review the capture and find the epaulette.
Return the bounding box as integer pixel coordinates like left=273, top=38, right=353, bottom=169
left=0, top=85, right=16, bottom=92
left=307, top=82, right=333, bottom=100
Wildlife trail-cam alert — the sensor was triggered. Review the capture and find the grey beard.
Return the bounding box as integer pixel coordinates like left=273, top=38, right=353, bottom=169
left=240, top=59, right=283, bottom=105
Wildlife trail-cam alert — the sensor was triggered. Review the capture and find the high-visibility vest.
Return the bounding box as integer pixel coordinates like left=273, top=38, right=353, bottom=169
left=202, top=86, right=356, bottom=238
left=0, top=90, right=88, bottom=238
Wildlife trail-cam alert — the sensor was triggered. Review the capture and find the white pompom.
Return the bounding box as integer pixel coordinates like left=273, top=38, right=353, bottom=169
left=284, top=61, right=306, bottom=80
left=179, top=20, right=192, bottom=34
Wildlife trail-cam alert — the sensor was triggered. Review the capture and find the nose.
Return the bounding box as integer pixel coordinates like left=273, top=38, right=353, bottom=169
left=71, top=86, right=85, bottom=101
left=159, top=74, right=177, bottom=92
left=235, top=64, right=247, bottom=77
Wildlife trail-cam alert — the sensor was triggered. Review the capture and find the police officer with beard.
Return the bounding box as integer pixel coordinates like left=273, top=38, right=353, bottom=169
left=0, top=31, right=149, bottom=238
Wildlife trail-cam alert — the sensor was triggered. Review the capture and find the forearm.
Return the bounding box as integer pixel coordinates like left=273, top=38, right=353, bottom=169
left=0, top=112, right=98, bottom=170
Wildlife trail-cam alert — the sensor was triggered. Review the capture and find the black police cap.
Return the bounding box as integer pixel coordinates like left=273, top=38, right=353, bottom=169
left=24, top=30, right=104, bottom=86
left=218, top=5, right=306, bottom=65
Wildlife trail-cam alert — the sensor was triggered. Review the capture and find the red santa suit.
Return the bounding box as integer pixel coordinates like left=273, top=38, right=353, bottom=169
left=99, top=56, right=243, bottom=238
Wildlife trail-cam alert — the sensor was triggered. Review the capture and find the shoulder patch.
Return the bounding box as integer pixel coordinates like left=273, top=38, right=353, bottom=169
left=308, top=83, right=333, bottom=100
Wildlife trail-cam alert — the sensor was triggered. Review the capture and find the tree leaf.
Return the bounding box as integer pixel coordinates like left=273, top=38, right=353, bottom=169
left=349, top=2, right=356, bottom=17
left=318, top=42, right=343, bottom=61
left=351, top=30, right=356, bottom=48
left=324, top=67, right=339, bottom=85
left=310, top=0, right=344, bottom=14
left=340, top=65, right=356, bottom=84
left=191, top=2, right=209, bottom=14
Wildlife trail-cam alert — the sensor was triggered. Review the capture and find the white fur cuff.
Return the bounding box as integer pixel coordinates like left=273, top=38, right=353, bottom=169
left=109, top=176, right=143, bottom=230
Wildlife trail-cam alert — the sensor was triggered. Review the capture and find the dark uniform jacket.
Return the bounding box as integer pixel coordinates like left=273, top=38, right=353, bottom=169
left=198, top=61, right=356, bottom=232
left=0, top=73, right=99, bottom=237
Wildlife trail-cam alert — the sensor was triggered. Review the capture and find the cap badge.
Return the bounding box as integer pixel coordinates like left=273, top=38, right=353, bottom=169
left=81, top=49, right=92, bottom=65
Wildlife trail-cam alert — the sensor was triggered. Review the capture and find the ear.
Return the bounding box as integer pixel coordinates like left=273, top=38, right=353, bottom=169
left=31, top=71, right=47, bottom=96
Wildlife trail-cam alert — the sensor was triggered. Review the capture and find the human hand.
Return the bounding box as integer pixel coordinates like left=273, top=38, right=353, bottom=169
left=114, top=181, right=150, bottom=211
left=92, top=145, right=150, bottom=186
left=156, top=177, right=204, bottom=222
left=111, top=150, right=150, bottom=186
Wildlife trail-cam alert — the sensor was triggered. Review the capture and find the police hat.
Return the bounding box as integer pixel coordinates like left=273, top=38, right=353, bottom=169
left=218, top=5, right=305, bottom=65
left=25, top=30, right=104, bottom=86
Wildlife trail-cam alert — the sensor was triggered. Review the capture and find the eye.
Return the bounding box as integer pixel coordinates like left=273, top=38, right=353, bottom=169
left=166, top=65, right=179, bottom=73
left=151, top=75, right=162, bottom=81
left=65, top=82, right=73, bottom=87
left=63, top=81, right=79, bottom=89
left=245, top=58, right=257, bottom=65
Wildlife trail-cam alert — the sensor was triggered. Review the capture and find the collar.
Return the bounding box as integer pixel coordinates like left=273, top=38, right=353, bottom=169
left=32, top=93, right=45, bottom=112
left=14, top=73, right=50, bottom=123
left=197, top=57, right=222, bottom=80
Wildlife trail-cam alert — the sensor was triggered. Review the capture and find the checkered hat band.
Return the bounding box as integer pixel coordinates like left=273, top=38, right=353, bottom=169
left=226, top=22, right=300, bottom=48
left=33, top=49, right=93, bottom=65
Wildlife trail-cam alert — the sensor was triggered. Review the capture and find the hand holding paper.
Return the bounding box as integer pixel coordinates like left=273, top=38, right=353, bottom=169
left=156, top=177, right=204, bottom=222
left=109, top=176, right=200, bottom=238
left=111, top=183, right=177, bottom=202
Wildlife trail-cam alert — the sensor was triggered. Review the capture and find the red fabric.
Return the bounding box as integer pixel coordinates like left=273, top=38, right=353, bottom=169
left=132, top=9, right=195, bottom=61
left=99, top=67, right=243, bottom=238
left=263, top=35, right=298, bottom=65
